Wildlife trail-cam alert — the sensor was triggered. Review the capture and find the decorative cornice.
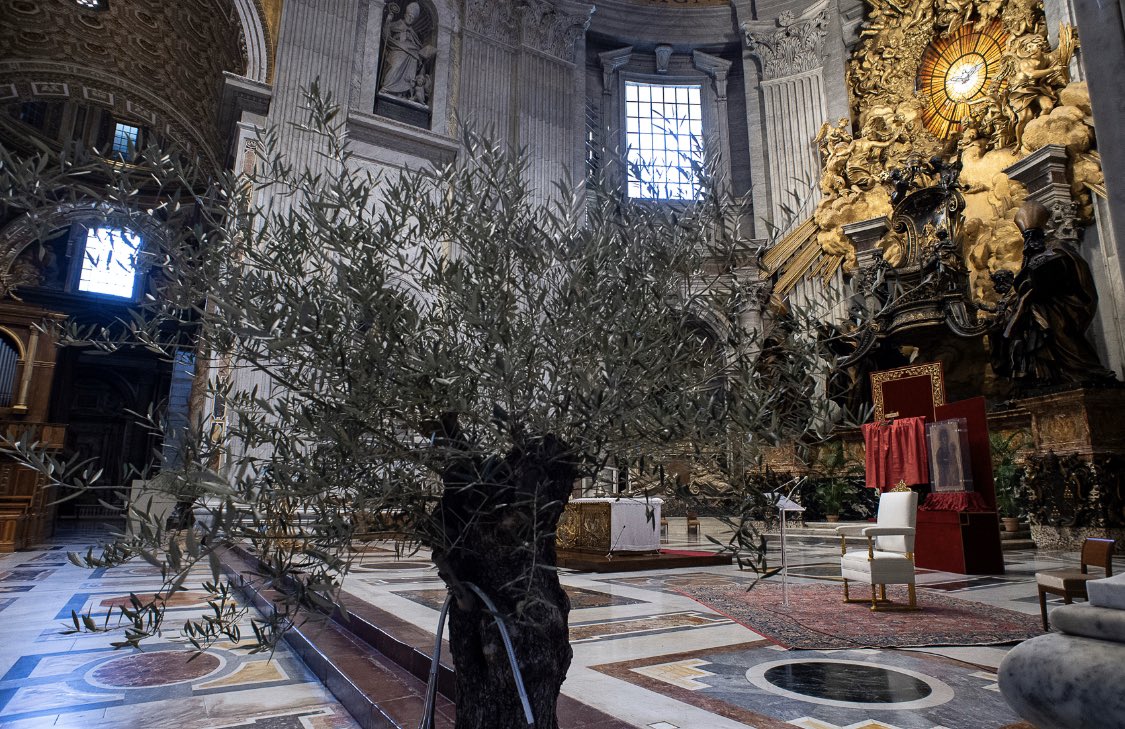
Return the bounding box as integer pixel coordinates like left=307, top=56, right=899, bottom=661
left=598, top=46, right=633, bottom=91
left=691, top=50, right=732, bottom=100
left=741, top=0, right=830, bottom=80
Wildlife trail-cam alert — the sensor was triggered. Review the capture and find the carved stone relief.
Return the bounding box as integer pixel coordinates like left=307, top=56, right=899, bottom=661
left=464, top=0, right=591, bottom=61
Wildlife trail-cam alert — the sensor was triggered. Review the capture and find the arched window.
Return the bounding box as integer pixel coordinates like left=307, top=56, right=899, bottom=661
left=0, top=334, right=20, bottom=408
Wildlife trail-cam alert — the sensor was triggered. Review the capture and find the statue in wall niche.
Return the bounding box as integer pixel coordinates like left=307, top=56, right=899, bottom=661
left=989, top=201, right=1116, bottom=388
left=379, top=2, right=436, bottom=106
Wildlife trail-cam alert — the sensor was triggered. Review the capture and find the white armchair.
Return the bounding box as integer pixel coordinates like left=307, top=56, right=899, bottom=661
left=835, top=490, right=919, bottom=611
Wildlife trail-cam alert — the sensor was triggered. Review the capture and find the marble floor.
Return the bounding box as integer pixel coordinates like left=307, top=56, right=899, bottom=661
left=1, top=519, right=1072, bottom=728
left=0, top=531, right=359, bottom=729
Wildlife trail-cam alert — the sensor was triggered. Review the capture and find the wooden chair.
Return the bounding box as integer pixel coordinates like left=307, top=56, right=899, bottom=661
left=1036, top=538, right=1115, bottom=630
left=686, top=511, right=700, bottom=536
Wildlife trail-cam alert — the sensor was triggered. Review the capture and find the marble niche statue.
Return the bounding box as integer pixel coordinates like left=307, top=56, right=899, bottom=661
left=988, top=201, right=1116, bottom=388
left=378, top=2, right=436, bottom=107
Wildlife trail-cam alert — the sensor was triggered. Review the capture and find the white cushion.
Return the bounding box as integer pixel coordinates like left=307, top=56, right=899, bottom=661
left=874, top=491, right=918, bottom=553
left=1088, top=573, right=1125, bottom=610
left=841, top=550, right=916, bottom=584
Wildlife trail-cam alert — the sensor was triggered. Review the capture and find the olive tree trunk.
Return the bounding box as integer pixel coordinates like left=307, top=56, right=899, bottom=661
left=431, top=435, right=577, bottom=729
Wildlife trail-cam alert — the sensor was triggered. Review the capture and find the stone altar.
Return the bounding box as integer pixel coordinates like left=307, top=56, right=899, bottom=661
left=557, top=497, right=663, bottom=553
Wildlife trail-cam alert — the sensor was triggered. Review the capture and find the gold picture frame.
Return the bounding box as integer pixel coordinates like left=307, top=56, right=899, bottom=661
left=870, top=362, right=946, bottom=421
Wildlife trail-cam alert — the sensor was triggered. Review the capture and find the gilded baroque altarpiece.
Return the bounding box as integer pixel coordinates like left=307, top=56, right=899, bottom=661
left=764, top=0, right=1104, bottom=307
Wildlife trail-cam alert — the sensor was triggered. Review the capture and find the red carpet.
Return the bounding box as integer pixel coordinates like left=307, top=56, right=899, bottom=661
left=556, top=548, right=731, bottom=572
left=673, top=581, right=1043, bottom=649
left=659, top=549, right=723, bottom=557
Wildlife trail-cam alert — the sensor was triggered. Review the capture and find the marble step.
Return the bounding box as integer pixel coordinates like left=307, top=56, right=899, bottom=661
left=219, top=544, right=635, bottom=729
left=219, top=546, right=454, bottom=729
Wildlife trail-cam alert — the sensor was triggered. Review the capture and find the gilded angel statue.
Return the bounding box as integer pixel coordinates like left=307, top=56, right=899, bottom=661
left=935, top=0, right=974, bottom=35
left=815, top=119, right=854, bottom=196
left=991, top=24, right=1077, bottom=150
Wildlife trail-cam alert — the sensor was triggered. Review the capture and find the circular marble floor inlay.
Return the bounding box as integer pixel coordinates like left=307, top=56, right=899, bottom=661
left=89, top=651, right=221, bottom=688
left=763, top=661, right=931, bottom=703
left=746, top=658, right=955, bottom=710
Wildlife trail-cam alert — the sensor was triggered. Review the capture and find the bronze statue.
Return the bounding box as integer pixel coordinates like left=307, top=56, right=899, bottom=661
left=989, top=201, right=1116, bottom=387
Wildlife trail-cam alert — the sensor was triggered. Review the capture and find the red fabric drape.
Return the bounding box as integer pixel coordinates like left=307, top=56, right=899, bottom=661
left=921, top=491, right=990, bottom=511
left=862, top=416, right=929, bottom=491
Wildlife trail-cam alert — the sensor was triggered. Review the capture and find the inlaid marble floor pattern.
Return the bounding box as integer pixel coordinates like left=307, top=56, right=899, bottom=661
left=0, top=539, right=359, bottom=729
left=347, top=524, right=1059, bottom=729
left=2, top=522, right=1066, bottom=729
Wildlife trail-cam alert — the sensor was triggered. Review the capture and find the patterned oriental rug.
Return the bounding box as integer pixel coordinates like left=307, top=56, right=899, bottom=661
left=673, top=581, right=1043, bottom=649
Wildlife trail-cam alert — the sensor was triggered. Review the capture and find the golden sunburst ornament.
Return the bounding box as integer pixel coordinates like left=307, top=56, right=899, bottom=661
left=917, top=20, right=1008, bottom=139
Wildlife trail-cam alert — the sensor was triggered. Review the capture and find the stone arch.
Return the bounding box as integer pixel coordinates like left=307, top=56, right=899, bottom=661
left=0, top=203, right=169, bottom=297
left=0, top=326, right=27, bottom=362
left=684, top=301, right=737, bottom=365
left=0, top=0, right=246, bottom=160
left=233, top=0, right=278, bottom=84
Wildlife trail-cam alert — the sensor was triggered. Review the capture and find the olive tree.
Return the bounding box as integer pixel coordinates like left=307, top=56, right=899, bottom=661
left=0, top=88, right=849, bottom=729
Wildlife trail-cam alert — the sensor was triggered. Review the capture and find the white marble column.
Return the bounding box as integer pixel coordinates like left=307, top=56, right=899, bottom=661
left=457, top=0, right=591, bottom=205
left=231, top=0, right=362, bottom=414
left=266, top=0, right=362, bottom=177
left=737, top=0, right=835, bottom=237
left=459, top=1, right=519, bottom=143
left=758, top=69, right=827, bottom=228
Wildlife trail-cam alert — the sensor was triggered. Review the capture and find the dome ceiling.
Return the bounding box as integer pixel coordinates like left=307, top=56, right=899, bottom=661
left=0, top=0, right=247, bottom=157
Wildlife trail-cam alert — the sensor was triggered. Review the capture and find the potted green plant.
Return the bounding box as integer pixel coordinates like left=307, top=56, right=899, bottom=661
left=991, top=430, right=1030, bottom=532
left=812, top=441, right=864, bottom=522
left=814, top=478, right=857, bottom=522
